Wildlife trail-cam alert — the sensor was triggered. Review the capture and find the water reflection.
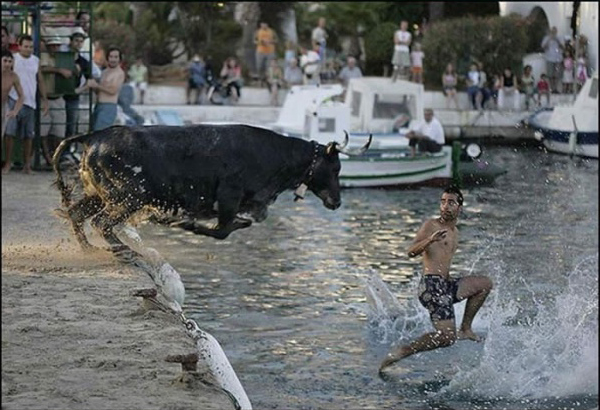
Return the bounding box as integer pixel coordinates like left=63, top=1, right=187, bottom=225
left=136, top=147, right=598, bottom=410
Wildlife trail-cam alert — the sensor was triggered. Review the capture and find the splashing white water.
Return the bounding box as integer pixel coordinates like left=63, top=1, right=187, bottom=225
left=438, top=254, right=598, bottom=400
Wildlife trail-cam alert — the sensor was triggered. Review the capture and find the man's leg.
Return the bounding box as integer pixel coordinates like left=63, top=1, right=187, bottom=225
left=408, top=137, right=418, bottom=157
left=2, top=135, right=14, bottom=174
left=379, top=319, right=456, bottom=372
left=23, top=137, right=34, bottom=173
left=455, top=275, right=493, bottom=341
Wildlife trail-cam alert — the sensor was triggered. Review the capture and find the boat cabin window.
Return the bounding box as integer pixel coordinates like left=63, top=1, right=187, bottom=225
left=351, top=91, right=361, bottom=116
left=318, top=118, right=336, bottom=132
left=589, top=78, right=598, bottom=99
left=373, top=94, right=416, bottom=120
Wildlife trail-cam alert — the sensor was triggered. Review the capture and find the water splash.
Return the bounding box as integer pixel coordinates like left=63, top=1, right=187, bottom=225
left=438, top=254, right=598, bottom=400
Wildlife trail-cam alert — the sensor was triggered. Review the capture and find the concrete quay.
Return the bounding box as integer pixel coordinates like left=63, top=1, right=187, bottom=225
left=129, top=84, right=577, bottom=142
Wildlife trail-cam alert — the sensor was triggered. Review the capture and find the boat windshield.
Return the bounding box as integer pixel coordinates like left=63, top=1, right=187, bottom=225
left=373, top=94, right=416, bottom=121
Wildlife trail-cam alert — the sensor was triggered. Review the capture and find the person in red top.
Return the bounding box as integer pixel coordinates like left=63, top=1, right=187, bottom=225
left=536, top=73, right=551, bottom=107
left=2, top=26, right=19, bottom=53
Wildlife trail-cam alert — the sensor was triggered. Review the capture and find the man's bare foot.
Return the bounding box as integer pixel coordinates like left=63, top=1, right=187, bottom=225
left=2, top=164, right=11, bottom=174
left=378, top=346, right=411, bottom=373
left=458, top=329, right=483, bottom=342
left=23, top=167, right=35, bottom=174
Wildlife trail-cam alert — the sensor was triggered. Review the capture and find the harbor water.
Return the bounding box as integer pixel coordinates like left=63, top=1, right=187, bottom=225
left=136, top=146, right=598, bottom=410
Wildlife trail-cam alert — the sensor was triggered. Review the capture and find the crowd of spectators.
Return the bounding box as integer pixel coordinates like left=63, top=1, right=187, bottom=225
left=1, top=6, right=143, bottom=173
left=2, top=6, right=596, bottom=173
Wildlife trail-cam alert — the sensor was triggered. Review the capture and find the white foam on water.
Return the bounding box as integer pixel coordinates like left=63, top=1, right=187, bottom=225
left=438, top=254, right=598, bottom=400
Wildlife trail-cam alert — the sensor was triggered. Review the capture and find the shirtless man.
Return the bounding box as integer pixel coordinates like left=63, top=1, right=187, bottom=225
left=86, top=46, right=124, bottom=131
left=2, top=48, right=24, bottom=139
left=379, top=186, right=493, bottom=372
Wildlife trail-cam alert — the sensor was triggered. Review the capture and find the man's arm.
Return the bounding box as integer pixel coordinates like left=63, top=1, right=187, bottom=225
left=36, top=61, right=49, bottom=115
left=7, top=74, right=25, bottom=117
left=407, top=220, right=447, bottom=258
left=41, top=65, right=73, bottom=78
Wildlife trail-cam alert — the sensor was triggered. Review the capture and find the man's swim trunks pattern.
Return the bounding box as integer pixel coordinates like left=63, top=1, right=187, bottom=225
left=418, top=275, right=462, bottom=321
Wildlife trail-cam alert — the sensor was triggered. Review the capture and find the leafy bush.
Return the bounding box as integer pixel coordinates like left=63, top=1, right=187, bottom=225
left=363, top=21, right=397, bottom=76
left=92, top=19, right=138, bottom=67
left=421, top=15, right=528, bottom=90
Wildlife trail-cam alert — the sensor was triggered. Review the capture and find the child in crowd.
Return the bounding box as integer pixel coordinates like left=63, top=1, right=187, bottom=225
left=520, top=64, right=538, bottom=110
left=576, top=52, right=588, bottom=91
left=410, top=42, right=425, bottom=84
left=537, top=73, right=551, bottom=106
left=562, top=50, right=574, bottom=94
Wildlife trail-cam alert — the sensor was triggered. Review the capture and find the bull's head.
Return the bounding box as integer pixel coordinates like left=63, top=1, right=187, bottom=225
left=298, top=132, right=372, bottom=210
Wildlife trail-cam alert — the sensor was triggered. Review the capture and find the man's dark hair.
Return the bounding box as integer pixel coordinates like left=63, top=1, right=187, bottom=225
left=2, top=48, right=13, bottom=59
left=18, top=34, right=33, bottom=45
left=443, top=185, right=463, bottom=206
left=2, top=25, right=9, bottom=37
left=106, top=46, right=123, bottom=61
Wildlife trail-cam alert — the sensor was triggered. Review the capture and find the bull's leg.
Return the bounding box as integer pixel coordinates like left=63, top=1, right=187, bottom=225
left=55, top=195, right=104, bottom=251
left=90, top=207, right=141, bottom=263
left=169, top=216, right=252, bottom=239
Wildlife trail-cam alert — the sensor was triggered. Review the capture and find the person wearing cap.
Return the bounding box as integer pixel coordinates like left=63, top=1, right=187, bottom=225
left=63, top=30, right=91, bottom=141
left=39, top=36, right=72, bottom=166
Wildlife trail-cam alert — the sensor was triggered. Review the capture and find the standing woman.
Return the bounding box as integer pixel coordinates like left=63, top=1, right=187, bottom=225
left=442, top=63, right=459, bottom=109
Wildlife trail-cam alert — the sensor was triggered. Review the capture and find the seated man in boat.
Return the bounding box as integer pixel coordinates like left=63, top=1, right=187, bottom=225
left=405, top=108, right=445, bottom=157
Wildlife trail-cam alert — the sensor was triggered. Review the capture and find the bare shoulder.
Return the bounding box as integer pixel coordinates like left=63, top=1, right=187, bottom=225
left=417, top=218, right=438, bottom=236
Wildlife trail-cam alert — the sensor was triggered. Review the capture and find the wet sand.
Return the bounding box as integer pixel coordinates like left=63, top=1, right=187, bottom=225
left=1, top=171, right=235, bottom=410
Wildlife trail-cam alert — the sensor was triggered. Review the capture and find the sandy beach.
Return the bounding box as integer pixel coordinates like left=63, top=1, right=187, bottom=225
left=1, top=171, right=235, bottom=410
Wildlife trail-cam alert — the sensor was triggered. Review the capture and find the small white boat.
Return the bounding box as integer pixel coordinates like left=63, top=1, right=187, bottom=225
left=527, top=73, right=598, bottom=159
left=271, top=78, right=504, bottom=188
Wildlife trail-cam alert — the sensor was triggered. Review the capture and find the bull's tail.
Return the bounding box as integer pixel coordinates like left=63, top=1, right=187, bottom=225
left=52, top=133, right=90, bottom=209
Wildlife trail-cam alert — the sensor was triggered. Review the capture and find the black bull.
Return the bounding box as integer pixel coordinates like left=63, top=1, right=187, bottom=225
left=52, top=124, right=371, bottom=262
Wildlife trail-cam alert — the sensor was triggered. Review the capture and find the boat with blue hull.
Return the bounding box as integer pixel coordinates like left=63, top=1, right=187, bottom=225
left=527, top=73, right=598, bottom=159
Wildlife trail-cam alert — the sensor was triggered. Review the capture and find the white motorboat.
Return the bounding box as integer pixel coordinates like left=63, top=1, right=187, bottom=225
left=527, top=73, right=598, bottom=159
left=271, top=77, right=505, bottom=188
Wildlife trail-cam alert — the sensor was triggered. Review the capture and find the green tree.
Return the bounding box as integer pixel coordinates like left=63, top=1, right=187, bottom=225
left=421, top=14, right=528, bottom=90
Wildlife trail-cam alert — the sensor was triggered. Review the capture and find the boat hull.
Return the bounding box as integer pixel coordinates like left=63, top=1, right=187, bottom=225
left=338, top=148, right=452, bottom=188
left=528, top=105, right=599, bottom=159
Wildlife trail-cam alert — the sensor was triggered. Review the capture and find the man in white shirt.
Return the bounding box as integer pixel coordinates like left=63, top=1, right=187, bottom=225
left=391, top=20, right=412, bottom=82
left=406, top=108, right=445, bottom=157
left=3, top=35, right=49, bottom=174
left=311, top=17, right=327, bottom=68
left=299, top=44, right=321, bottom=85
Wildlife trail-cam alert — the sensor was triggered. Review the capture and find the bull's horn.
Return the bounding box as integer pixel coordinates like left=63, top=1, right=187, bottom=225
left=337, top=133, right=372, bottom=156
left=338, top=131, right=350, bottom=150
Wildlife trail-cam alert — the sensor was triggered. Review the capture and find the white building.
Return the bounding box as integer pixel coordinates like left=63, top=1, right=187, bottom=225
left=499, top=2, right=598, bottom=74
